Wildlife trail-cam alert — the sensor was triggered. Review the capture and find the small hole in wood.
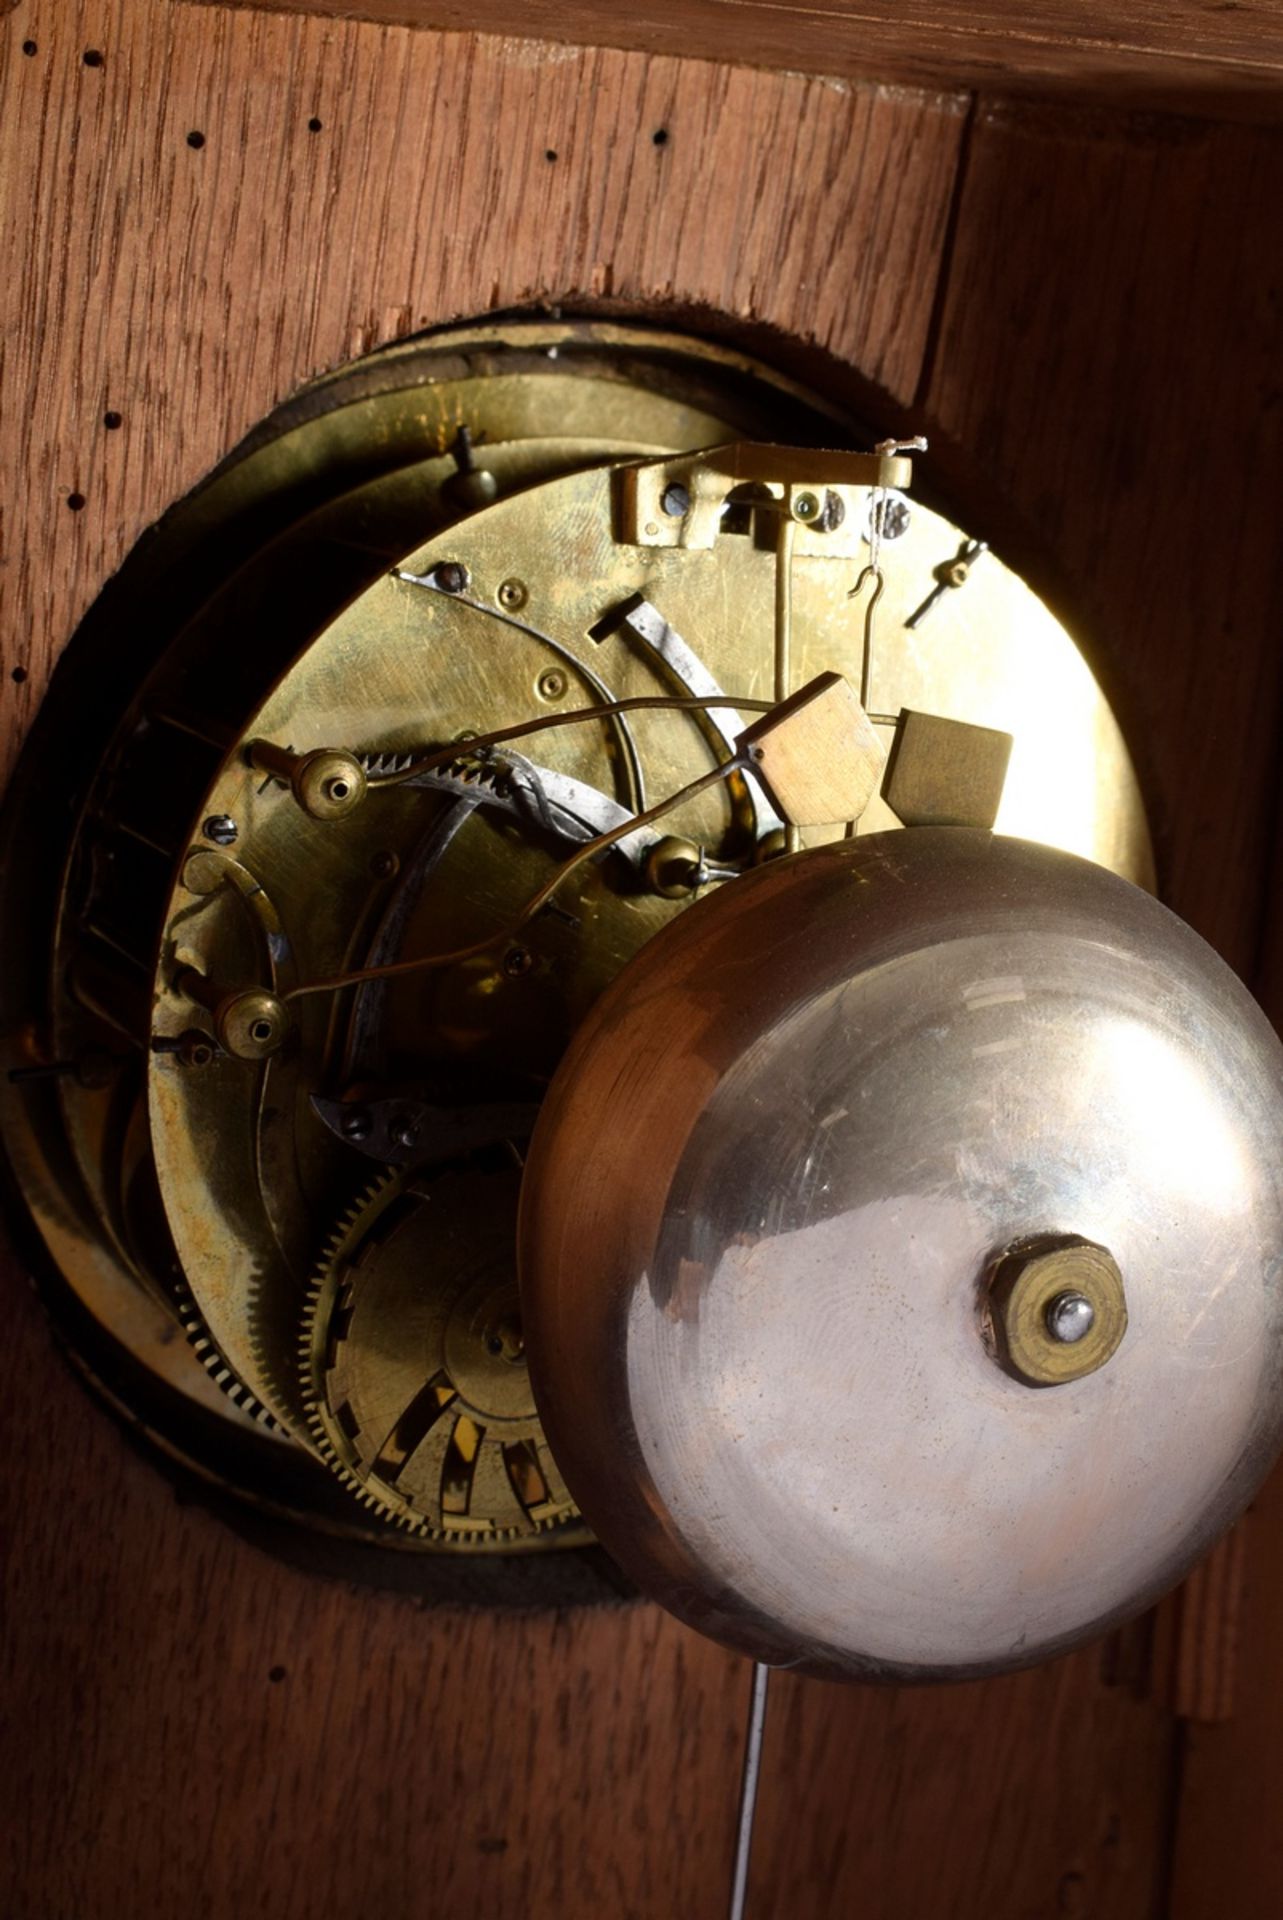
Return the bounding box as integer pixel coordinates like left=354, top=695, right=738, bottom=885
left=268, top=1665, right=287, bottom=1683
left=307, top=116, right=322, bottom=133
left=186, top=130, right=206, bottom=150
left=652, top=127, right=669, bottom=146
left=82, top=48, right=104, bottom=67
left=12, top=667, right=28, bottom=684
left=103, top=410, right=123, bottom=430
left=66, top=492, right=86, bottom=512
left=22, top=40, right=37, bottom=57
left=545, top=148, right=558, bottom=162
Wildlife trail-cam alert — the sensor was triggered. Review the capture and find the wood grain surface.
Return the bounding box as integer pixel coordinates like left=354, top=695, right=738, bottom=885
left=1163, top=857, right=1283, bottom=1917
left=919, top=98, right=1283, bottom=969
left=0, top=0, right=964, bottom=795
left=0, top=1273, right=753, bottom=1919
left=195, top=0, right=1283, bottom=121
left=4, top=3, right=1283, bottom=1916
left=0, top=1253, right=1183, bottom=1920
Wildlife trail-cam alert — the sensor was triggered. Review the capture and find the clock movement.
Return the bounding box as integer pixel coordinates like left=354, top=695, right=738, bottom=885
left=5, top=316, right=1281, bottom=1675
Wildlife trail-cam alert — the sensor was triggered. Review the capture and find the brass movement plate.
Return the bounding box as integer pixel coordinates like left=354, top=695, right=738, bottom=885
left=0, top=319, right=1153, bottom=1564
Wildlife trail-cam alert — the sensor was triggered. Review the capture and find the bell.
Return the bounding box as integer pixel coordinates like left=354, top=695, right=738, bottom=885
left=519, top=828, right=1283, bottom=1680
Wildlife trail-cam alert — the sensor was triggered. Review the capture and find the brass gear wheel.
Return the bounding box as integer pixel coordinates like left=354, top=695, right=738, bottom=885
left=299, top=1160, right=587, bottom=1548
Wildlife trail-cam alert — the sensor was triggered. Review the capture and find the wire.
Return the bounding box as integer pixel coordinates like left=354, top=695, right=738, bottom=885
left=396, top=572, right=653, bottom=807
left=284, top=756, right=743, bottom=1004
left=849, top=564, right=885, bottom=713
left=729, top=1663, right=771, bottom=1920
left=362, top=693, right=776, bottom=789
left=774, top=518, right=800, bottom=858
left=774, top=520, right=795, bottom=710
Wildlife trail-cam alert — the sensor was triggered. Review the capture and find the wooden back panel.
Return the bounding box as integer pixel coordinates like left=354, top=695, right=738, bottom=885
left=5, top=5, right=1283, bottom=1913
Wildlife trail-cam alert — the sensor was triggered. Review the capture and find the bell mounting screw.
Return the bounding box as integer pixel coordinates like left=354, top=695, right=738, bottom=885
left=987, top=1234, right=1127, bottom=1387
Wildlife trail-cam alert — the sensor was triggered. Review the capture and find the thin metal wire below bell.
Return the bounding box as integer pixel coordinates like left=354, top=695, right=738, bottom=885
left=729, top=1662, right=770, bottom=1920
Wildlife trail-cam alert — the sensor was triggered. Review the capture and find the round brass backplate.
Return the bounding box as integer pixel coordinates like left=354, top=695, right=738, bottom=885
left=0, top=316, right=1154, bottom=1575
left=0, top=319, right=863, bottom=1566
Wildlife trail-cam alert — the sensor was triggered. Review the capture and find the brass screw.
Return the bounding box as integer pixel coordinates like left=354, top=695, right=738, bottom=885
left=178, top=1031, right=215, bottom=1069
left=536, top=669, right=567, bottom=702
left=502, top=945, right=533, bottom=977
left=987, top=1234, right=1127, bottom=1387
left=644, top=834, right=704, bottom=899
left=485, top=1314, right=526, bottom=1363
left=497, top=577, right=528, bottom=611
left=245, top=741, right=364, bottom=817
left=290, top=748, right=368, bottom=822
left=213, top=989, right=290, bottom=1061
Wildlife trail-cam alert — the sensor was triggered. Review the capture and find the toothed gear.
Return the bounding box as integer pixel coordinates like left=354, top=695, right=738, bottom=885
left=359, top=748, right=507, bottom=792
left=170, top=1272, right=286, bottom=1432
left=299, top=1162, right=585, bottom=1547
left=359, top=749, right=416, bottom=778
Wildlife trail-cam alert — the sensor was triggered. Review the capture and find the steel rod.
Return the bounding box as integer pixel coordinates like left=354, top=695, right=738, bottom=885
left=729, top=1661, right=771, bottom=1920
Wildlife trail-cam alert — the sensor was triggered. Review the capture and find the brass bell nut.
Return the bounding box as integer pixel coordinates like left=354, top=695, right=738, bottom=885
left=987, top=1235, right=1128, bottom=1387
